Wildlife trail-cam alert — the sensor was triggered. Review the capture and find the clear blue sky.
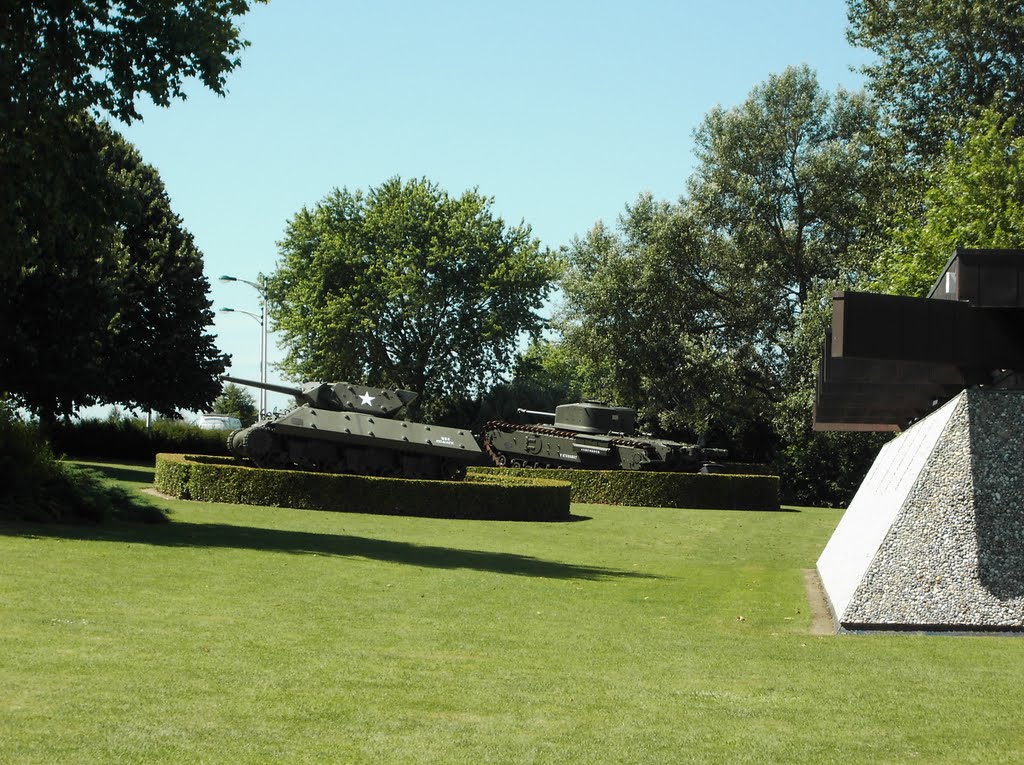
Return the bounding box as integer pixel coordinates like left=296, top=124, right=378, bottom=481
left=112, top=0, right=873, bottom=416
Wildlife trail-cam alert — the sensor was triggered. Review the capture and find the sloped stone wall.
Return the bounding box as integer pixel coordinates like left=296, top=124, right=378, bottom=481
left=818, top=390, right=1024, bottom=631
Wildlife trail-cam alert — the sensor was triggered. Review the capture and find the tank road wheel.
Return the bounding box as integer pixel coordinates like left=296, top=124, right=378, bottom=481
left=244, top=428, right=290, bottom=469
left=227, top=429, right=245, bottom=460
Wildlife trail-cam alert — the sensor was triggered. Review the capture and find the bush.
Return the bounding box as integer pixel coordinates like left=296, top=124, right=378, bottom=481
left=154, top=454, right=572, bottom=521
left=48, top=417, right=229, bottom=461
left=468, top=467, right=781, bottom=511
left=0, top=406, right=166, bottom=524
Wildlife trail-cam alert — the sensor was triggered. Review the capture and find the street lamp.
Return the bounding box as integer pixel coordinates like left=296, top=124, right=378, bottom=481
left=219, top=274, right=268, bottom=417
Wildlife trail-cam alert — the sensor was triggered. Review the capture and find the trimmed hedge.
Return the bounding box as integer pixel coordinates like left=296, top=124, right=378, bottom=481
left=154, top=454, right=571, bottom=521
left=469, top=467, right=780, bottom=511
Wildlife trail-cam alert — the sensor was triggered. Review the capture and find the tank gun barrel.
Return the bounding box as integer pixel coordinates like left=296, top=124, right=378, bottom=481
left=222, top=375, right=304, bottom=399
left=516, top=408, right=556, bottom=420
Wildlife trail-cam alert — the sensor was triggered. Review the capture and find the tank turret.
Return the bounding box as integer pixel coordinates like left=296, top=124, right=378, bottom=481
left=222, top=375, right=417, bottom=417
left=221, top=376, right=481, bottom=480
left=517, top=401, right=636, bottom=435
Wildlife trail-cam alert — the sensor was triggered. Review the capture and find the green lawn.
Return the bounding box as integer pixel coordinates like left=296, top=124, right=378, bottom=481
left=1, top=461, right=1021, bottom=764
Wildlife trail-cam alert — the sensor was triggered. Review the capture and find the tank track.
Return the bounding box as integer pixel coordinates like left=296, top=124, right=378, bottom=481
left=481, top=420, right=655, bottom=468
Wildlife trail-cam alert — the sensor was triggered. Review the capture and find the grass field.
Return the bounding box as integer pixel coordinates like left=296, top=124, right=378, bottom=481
left=1, top=461, right=1022, bottom=764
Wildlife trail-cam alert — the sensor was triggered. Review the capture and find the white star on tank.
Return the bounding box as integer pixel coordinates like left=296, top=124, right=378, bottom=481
left=359, top=392, right=376, bottom=406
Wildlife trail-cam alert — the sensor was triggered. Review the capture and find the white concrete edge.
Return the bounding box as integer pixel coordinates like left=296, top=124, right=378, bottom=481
left=816, top=393, right=964, bottom=620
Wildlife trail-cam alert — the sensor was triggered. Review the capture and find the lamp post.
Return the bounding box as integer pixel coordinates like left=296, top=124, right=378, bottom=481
left=219, top=274, right=268, bottom=418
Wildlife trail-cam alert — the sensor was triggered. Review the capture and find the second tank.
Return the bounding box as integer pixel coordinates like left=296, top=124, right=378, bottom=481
left=482, top=401, right=727, bottom=472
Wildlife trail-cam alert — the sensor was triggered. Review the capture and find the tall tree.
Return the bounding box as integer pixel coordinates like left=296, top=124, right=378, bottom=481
left=848, top=0, right=1024, bottom=162
left=267, top=177, right=562, bottom=420
left=1, top=0, right=263, bottom=279
left=0, top=1, right=258, bottom=418
left=558, top=198, right=777, bottom=446
left=690, top=65, right=883, bottom=326
left=557, top=67, right=891, bottom=496
left=2, top=119, right=225, bottom=419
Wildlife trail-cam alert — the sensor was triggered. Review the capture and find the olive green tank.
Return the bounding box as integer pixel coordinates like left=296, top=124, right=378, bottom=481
left=222, top=376, right=482, bottom=480
left=482, top=401, right=727, bottom=472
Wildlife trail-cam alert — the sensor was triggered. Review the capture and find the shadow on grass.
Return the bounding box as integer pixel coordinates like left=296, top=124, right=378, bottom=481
left=0, top=519, right=656, bottom=581
left=66, top=461, right=156, bottom=485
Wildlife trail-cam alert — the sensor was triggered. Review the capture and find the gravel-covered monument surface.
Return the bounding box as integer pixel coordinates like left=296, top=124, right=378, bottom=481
left=818, top=389, right=1024, bottom=631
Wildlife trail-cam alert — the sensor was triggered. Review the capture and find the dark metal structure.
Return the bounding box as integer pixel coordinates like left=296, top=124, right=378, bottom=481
left=482, top=402, right=728, bottom=472
left=813, top=249, right=1024, bottom=431
left=222, top=376, right=483, bottom=480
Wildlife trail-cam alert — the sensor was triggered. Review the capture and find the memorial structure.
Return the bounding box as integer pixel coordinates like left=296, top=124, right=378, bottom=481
left=814, top=249, right=1024, bottom=631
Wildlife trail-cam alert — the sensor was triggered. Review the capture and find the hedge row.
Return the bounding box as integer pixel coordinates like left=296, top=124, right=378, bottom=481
left=51, top=418, right=228, bottom=461
left=154, top=454, right=572, bottom=521
left=468, top=466, right=780, bottom=511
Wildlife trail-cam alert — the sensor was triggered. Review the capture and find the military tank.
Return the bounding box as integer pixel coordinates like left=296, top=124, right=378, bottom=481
left=222, top=376, right=482, bottom=480
left=482, top=401, right=728, bottom=472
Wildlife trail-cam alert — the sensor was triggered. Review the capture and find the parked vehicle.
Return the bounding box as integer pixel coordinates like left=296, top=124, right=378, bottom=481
left=195, top=413, right=243, bottom=431
left=482, top=402, right=727, bottom=472
left=221, top=376, right=482, bottom=480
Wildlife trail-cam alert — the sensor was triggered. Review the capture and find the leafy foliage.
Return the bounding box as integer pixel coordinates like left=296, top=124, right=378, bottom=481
left=557, top=67, right=887, bottom=486
left=0, top=403, right=165, bottom=523
left=689, top=65, right=885, bottom=318
left=267, top=177, right=562, bottom=419
left=46, top=416, right=229, bottom=462
left=212, top=383, right=259, bottom=426
left=0, top=1, right=256, bottom=521
left=875, top=109, right=1024, bottom=296
left=0, top=0, right=262, bottom=124
left=848, top=0, right=1024, bottom=162
left=1, top=118, right=225, bottom=419
left=458, top=341, right=584, bottom=427
left=0, top=0, right=257, bottom=420
left=0, top=0, right=260, bottom=285
left=558, top=199, right=777, bottom=447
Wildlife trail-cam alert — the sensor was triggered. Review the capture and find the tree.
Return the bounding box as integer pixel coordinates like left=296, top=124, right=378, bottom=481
left=0, top=2, right=258, bottom=419
left=690, top=65, right=884, bottom=322
left=0, top=0, right=261, bottom=125
left=1, top=118, right=226, bottom=419
left=267, top=177, right=562, bottom=420
left=690, top=65, right=892, bottom=487
left=554, top=68, right=896, bottom=501
left=467, top=340, right=583, bottom=426
left=848, top=0, right=1024, bottom=162
left=559, top=68, right=885, bottom=452
left=558, top=198, right=778, bottom=449
left=212, top=383, right=258, bottom=427
left=875, top=109, right=1024, bottom=296
left=1, top=0, right=263, bottom=282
